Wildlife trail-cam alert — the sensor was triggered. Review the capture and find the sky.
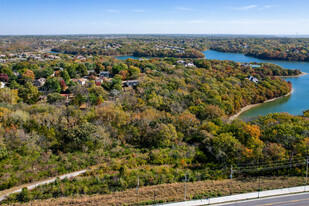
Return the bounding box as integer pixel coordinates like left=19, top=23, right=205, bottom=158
left=0, top=0, right=309, bottom=35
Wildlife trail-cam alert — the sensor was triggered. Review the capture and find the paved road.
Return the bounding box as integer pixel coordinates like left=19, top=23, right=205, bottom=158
left=220, top=193, right=309, bottom=206
left=0, top=169, right=88, bottom=202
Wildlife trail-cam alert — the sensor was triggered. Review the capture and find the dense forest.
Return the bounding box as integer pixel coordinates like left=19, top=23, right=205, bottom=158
left=2, top=35, right=309, bottom=61
left=0, top=35, right=308, bottom=205
left=209, top=38, right=309, bottom=61
left=0, top=53, right=303, bottom=203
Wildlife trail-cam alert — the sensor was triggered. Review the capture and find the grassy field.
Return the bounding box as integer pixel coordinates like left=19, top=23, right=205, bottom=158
left=11, top=176, right=305, bottom=206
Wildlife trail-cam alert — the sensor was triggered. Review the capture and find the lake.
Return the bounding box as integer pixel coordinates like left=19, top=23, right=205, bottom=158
left=115, top=55, right=140, bottom=60
left=203, top=50, right=309, bottom=121
left=117, top=51, right=309, bottom=120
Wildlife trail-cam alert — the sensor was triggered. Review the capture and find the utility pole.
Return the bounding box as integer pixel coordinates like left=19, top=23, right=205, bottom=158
left=137, top=176, right=139, bottom=205
left=305, top=146, right=308, bottom=192
left=230, top=165, right=233, bottom=179
left=184, top=172, right=187, bottom=201
left=258, top=176, right=261, bottom=198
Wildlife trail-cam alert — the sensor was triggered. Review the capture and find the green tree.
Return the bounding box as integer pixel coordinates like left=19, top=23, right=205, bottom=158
left=18, top=82, right=40, bottom=104
left=44, top=77, right=61, bottom=92
left=61, top=70, right=71, bottom=84
left=112, top=63, right=128, bottom=75
left=17, top=187, right=31, bottom=202
left=77, top=64, right=88, bottom=76
left=47, top=93, right=66, bottom=104
left=128, top=66, right=140, bottom=79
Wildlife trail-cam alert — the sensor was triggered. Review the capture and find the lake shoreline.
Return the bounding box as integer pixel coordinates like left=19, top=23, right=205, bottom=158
left=229, top=89, right=293, bottom=121
left=276, top=72, right=307, bottom=78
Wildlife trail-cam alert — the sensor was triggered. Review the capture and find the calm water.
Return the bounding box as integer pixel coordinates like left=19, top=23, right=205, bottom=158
left=116, top=55, right=140, bottom=60
left=203, top=50, right=309, bottom=120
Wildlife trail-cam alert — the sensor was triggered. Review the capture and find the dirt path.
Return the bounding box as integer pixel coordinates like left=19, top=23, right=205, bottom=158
left=0, top=169, right=88, bottom=202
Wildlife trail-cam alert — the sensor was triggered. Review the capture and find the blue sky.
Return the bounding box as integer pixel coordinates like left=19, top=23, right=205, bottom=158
left=0, top=0, right=309, bottom=35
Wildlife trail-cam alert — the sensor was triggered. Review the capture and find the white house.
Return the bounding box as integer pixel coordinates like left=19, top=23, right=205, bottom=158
left=33, top=78, right=46, bottom=87
left=176, top=60, right=185, bottom=64
left=0, top=82, right=5, bottom=88
left=250, top=64, right=261, bottom=68
left=247, top=76, right=259, bottom=83
left=185, top=62, right=196, bottom=67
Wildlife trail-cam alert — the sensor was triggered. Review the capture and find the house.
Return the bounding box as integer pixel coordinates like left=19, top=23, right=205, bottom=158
left=33, top=78, right=46, bottom=87
left=72, top=78, right=87, bottom=85
left=60, top=94, right=70, bottom=102
left=241, top=63, right=250, bottom=67
left=13, top=71, right=20, bottom=77
left=123, top=80, right=139, bottom=87
left=176, top=60, right=185, bottom=64
left=185, top=62, right=196, bottom=67
left=99, top=71, right=110, bottom=78
left=76, top=55, right=86, bottom=61
left=250, top=64, right=261, bottom=68
left=95, top=79, right=103, bottom=85
left=87, top=70, right=96, bottom=75
left=247, top=76, right=259, bottom=83
left=0, top=82, right=5, bottom=88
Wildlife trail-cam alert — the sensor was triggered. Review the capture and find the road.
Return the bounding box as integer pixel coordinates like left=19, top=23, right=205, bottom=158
left=220, top=193, right=309, bottom=206
left=0, top=169, right=88, bottom=202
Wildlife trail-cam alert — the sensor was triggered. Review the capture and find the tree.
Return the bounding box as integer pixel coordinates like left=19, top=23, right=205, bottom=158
left=61, top=70, right=71, bottom=84
left=66, top=64, right=76, bottom=78
left=9, top=80, right=20, bottom=89
left=56, top=122, right=97, bottom=151
left=0, top=73, right=9, bottom=82
left=77, top=64, right=88, bottom=76
left=18, top=82, right=40, bottom=104
left=94, top=62, right=104, bottom=74
left=60, top=79, right=66, bottom=91
left=128, top=66, right=140, bottom=79
left=0, top=87, right=19, bottom=104
left=17, top=187, right=31, bottom=202
left=47, top=93, right=66, bottom=104
left=44, top=77, right=61, bottom=92
left=206, top=132, right=243, bottom=163
left=41, top=67, right=54, bottom=78
left=22, top=69, right=35, bottom=81
left=110, top=75, right=123, bottom=91
left=112, top=63, right=128, bottom=75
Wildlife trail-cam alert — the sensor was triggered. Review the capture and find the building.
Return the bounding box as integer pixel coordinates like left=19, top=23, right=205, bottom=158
left=87, top=70, right=96, bottom=75
left=95, top=79, right=103, bottom=86
left=176, top=60, right=185, bottom=64
left=76, top=55, right=86, bottom=61
left=185, top=62, right=196, bottom=67
left=0, top=82, right=5, bottom=88
left=247, top=76, right=259, bottom=83
left=250, top=64, right=261, bottom=68
left=99, top=71, right=110, bottom=78
left=123, top=80, right=139, bottom=87
left=72, top=78, right=87, bottom=85
left=33, top=78, right=46, bottom=87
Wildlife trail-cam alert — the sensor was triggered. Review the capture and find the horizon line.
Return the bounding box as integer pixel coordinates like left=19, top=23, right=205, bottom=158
left=0, top=33, right=309, bottom=37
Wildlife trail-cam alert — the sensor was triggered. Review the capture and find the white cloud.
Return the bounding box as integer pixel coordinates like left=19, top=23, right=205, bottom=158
left=105, top=9, right=119, bottom=13
left=229, top=5, right=258, bottom=11
left=264, top=5, right=280, bottom=9
left=131, top=9, right=145, bottom=13
left=140, top=20, right=181, bottom=25
left=174, top=7, right=196, bottom=11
